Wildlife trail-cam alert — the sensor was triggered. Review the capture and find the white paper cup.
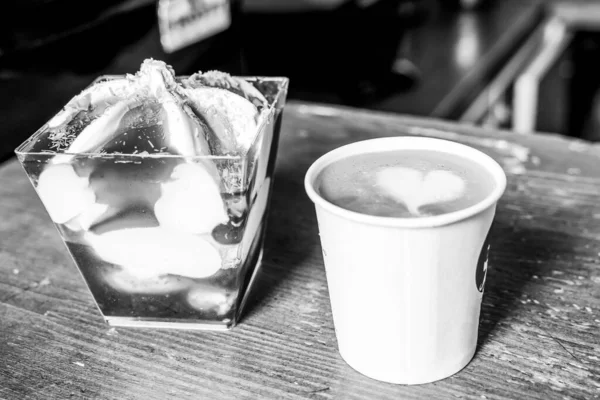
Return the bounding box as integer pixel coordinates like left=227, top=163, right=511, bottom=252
left=305, top=137, right=506, bottom=385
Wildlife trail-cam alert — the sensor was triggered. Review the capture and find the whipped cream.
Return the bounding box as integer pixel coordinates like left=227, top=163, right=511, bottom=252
left=85, top=227, right=222, bottom=279
left=154, top=162, right=228, bottom=234
left=36, top=164, right=95, bottom=224
left=47, top=59, right=267, bottom=157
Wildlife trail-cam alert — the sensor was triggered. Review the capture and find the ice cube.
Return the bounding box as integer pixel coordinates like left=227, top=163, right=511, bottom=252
left=85, top=227, right=222, bottom=279
left=182, top=87, right=261, bottom=154
left=36, top=164, right=95, bottom=224
left=155, top=162, right=228, bottom=235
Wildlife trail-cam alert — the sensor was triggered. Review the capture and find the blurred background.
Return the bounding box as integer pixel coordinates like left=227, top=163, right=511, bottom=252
left=1, top=0, right=600, bottom=164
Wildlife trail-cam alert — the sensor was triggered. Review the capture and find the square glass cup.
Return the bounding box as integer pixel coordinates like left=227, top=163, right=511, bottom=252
left=15, top=75, right=289, bottom=330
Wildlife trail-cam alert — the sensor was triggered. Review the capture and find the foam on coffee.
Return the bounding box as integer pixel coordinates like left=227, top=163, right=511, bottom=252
left=317, top=149, right=495, bottom=218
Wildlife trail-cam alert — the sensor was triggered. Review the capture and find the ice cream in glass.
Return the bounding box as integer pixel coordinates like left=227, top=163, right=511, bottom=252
left=15, top=59, right=289, bottom=330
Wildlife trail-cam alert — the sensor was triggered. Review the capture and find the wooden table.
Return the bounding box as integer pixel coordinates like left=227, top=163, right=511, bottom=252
left=1, top=102, right=599, bottom=399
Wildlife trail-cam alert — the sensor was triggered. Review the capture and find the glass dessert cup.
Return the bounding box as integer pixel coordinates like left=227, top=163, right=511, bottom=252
left=16, top=75, right=289, bottom=330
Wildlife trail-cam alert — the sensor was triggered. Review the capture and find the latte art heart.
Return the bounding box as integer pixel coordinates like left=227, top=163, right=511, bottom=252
left=376, top=167, right=466, bottom=215
left=318, top=149, right=493, bottom=218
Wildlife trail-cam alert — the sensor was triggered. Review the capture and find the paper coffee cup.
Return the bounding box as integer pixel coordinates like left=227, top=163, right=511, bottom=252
left=304, top=137, right=506, bottom=385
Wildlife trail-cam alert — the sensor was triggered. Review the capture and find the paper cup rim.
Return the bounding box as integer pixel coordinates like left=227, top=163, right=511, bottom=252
left=304, top=136, right=507, bottom=228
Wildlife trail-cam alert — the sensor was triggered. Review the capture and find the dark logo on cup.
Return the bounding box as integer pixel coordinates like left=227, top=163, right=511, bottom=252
left=476, top=230, right=492, bottom=293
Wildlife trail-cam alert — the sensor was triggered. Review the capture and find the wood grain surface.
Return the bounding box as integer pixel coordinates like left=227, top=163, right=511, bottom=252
left=1, top=101, right=599, bottom=399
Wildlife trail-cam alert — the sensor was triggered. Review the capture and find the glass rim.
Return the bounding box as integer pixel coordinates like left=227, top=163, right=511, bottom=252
left=304, top=136, right=507, bottom=229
